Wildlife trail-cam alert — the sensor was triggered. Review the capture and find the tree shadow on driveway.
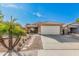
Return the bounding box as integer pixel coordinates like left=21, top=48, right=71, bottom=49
left=42, top=34, right=79, bottom=43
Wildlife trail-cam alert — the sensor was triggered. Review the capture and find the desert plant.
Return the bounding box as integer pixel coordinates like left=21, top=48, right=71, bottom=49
left=0, top=11, right=27, bottom=55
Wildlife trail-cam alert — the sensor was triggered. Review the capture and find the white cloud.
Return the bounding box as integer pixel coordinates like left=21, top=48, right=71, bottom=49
left=33, top=12, right=43, bottom=17
left=1, top=4, right=22, bottom=9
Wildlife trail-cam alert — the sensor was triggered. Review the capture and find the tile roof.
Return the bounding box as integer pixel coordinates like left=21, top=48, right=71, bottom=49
left=26, top=21, right=64, bottom=27
left=33, top=21, right=64, bottom=25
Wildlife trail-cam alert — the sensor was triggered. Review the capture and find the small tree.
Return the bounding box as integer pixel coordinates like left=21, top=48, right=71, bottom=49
left=0, top=11, right=27, bottom=56
left=76, top=18, right=79, bottom=22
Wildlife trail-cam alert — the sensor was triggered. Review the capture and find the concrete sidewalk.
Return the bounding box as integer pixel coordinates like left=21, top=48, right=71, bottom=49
left=38, top=50, right=79, bottom=56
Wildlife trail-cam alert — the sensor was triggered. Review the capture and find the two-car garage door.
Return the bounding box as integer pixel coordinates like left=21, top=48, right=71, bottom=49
left=40, top=26, right=61, bottom=35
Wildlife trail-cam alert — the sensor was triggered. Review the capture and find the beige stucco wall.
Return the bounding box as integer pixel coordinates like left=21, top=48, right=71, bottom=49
left=40, top=26, right=61, bottom=35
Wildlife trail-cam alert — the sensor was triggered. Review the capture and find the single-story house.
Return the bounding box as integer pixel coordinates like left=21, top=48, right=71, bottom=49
left=25, top=22, right=64, bottom=35
left=66, top=22, right=79, bottom=33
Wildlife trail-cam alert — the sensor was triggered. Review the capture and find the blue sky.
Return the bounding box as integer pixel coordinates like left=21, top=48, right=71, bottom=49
left=0, top=3, right=79, bottom=26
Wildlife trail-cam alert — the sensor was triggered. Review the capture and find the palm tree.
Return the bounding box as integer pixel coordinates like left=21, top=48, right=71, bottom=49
left=6, top=16, right=26, bottom=55
left=0, top=14, right=26, bottom=55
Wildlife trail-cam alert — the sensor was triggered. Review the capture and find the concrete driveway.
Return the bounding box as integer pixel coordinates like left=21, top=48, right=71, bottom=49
left=40, top=34, right=79, bottom=49
left=18, top=34, right=79, bottom=56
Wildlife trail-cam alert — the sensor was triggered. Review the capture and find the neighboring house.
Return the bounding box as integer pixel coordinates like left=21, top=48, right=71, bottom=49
left=25, top=22, right=64, bottom=35
left=67, top=22, right=79, bottom=33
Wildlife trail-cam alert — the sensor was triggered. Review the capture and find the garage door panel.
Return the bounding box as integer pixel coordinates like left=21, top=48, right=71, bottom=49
left=41, top=26, right=60, bottom=34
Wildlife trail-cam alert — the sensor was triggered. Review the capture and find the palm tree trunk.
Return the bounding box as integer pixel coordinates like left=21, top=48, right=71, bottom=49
left=9, top=30, right=13, bottom=50
left=0, top=40, right=9, bottom=49
left=9, top=33, right=12, bottom=50
left=13, top=36, right=21, bottom=48
left=8, top=25, right=13, bottom=56
left=0, top=36, right=9, bottom=49
left=8, top=16, right=14, bottom=55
